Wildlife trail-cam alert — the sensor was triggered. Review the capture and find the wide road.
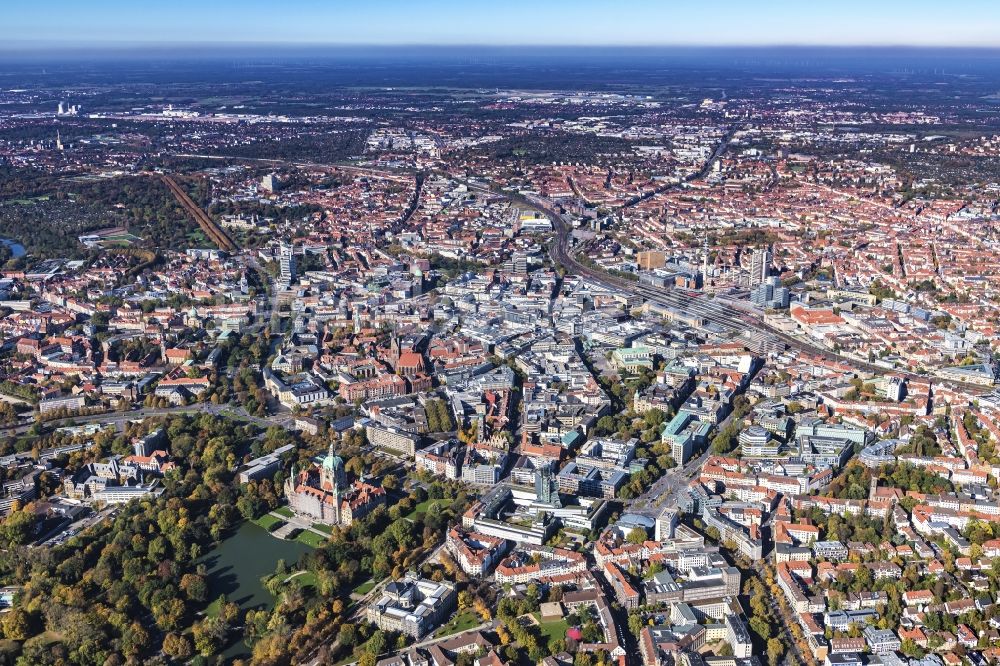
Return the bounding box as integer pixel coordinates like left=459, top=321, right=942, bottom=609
left=628, top=411, right=732, bottom=519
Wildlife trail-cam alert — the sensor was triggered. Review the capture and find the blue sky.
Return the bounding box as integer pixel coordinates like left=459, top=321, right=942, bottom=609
left=3, top=0, right=998, bottom=47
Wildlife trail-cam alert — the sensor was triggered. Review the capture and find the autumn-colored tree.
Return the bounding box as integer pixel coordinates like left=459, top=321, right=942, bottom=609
left=0, top=608, right=34, bottom=641
left=162, top=632, right=194, bottom=661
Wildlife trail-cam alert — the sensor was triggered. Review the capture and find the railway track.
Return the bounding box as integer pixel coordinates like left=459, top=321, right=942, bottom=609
left=160, top=174, right=238, bottom=252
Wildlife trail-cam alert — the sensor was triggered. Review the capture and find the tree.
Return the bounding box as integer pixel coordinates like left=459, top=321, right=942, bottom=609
left=366, top=630, right=388, bottom=657
left=766, top=638, right=785, bottom=666
left=628, top=614, right=644, bottom=639
left=901, top=638, right=924, bottom=658
left=852, top=565, right=872, bottom=592
left=162, top=633, right=194, bottom=661
left=749, top=617, right=770, bottom=642
left=338, top=623, right=358, bottom=648
left=626, top=527, right=647, bottom=545
left=710, top=425, right=738, bottom=454
left=1, top=608, right=33, bottom=641
left=192, top=617, right=227, bottom=657
left=595, top=416, right=617, bottom=436
left=180, top=573, right=209, bottom=603
left=151, top=597, right=186, bottom=631
left=0, top=510, right=35, bottom=546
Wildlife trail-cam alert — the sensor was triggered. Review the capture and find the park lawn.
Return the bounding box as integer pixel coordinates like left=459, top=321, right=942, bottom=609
left=273, top=506, right=294, bottom=518
left=204, top=597, right=223, bottom=618
left=294, top=529, right=328, bottom=548
left=411, top=497, right=454, bottom=516
left=288, top=570, right=318, bottom=589
left=252, top=514, right=285, bottom=532
left=311, top=522, right=334, bottom=535
left=534, top=614, right=570, bottom=651
left=333, top=649, right=366, bottom=666
left=187, top=230, right=210, bottom=245
left=434, top=609, right=481, bottom=638
left=353, top=579, right=378, bottom=595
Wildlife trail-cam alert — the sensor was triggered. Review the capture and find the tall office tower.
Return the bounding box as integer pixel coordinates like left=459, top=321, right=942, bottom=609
left=702, top=236, right=710, bottom=286
left=750, top=276, right=790, bottom=309
left=749, top=247, right=771, bottom=287
left=534, top=466, right=561, bottom=508
left=353, top=305, right=363, bottom=334
left=261, top=173, right=281, bottom=193
left=278, top=242, right=295, bottom=286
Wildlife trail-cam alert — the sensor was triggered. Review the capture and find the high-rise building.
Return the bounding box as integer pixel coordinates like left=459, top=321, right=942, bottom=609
left=261, top=173, right=281, bottom=193
left=749, top=247, right=771, bottom=287
left=278, top=242, right=295, bottom=286
left=352, top=304, right=363, bottom=334
left=534, top=466, right=561, bottom=507
left=702, top=236, right=710, bottom=286
left=750, top=276, right=789, bottom=309
left=886, top=377, right=906, bottom=402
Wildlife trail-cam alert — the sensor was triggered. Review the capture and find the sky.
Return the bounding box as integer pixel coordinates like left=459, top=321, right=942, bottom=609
left=2, top=0, right=999, bottom=49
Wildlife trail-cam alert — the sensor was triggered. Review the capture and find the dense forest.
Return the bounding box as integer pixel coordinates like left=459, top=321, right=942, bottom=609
left=0, top=173, right=198, bottom=260
left=216, top=130, right=368, bottom=164
left=464, top=133, right=639, bottom=164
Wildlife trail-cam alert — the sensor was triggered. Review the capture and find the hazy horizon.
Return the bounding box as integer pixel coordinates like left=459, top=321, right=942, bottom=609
left=3, top=0, right=999, bottom=50
left=2, top=43, right=1000, bottom=67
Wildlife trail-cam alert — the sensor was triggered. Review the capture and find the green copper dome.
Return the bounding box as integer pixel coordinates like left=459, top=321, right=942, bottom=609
left=322, top=444, right=343, bottom=471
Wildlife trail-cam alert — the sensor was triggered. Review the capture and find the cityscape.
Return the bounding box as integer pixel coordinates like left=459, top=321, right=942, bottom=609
left=0, top=4, right=1000, bottom=666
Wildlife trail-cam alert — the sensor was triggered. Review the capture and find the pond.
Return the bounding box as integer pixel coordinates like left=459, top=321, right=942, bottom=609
left=198, top=521, right=313, bottom=660
left=0, top=238, right=25, bottom=259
